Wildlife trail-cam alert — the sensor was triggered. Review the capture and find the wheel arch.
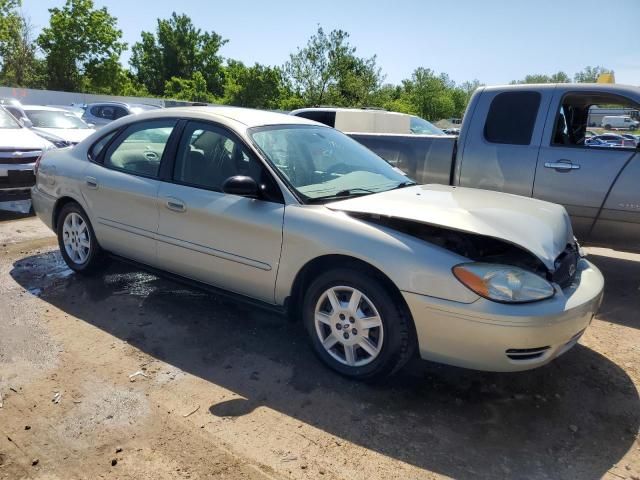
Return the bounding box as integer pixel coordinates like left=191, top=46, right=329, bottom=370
left=286, top=254, right=413, bottom=325
left=52, top=195, right=88, bottom=230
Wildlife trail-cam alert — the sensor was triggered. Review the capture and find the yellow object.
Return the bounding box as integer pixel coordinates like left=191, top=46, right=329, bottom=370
left=596, top=73, right=615, bottom=83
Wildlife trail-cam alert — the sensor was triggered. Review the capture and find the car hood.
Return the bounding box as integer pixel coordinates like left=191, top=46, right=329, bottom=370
left=32, top=127, right=94, bottom=144
left=327, top=184, right=574, bottom=270
left=0, top=127, right=52, bottom=150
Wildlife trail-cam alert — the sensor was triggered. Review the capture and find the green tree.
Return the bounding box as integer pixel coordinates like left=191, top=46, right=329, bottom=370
left=0, top=10, right=46, bottom=88
left=510, top=71, right=570, bottom=84
left=222, top=60, right=282, bottom=108
left=402, top=68, right=456, bottom=121
left=164, top=71, right=213, bottom=102
left=131, top=13, right=227, bottom=97
left=37, top=0, right=126, bottom=92
left=284, top=26, right=383, bottom=106
left=574, top=66, right=613, bottom=83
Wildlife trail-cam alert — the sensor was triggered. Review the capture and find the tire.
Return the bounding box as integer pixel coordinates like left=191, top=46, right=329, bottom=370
left=303, top=267, right=416, bottom=380
left=56, top=202, right=106, bottom=274
left=604, top=124, right=612, bottom=130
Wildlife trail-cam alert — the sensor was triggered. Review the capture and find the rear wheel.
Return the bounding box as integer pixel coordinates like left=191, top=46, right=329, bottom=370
left=604, top=124, right=612, bottom=130
left=56, top=203, right=106, bottom=274
left=303, top=268, right=416, bottom=380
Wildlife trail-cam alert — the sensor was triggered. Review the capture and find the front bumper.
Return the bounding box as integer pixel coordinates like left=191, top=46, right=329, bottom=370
left=403, top=258, right=604, bottom=372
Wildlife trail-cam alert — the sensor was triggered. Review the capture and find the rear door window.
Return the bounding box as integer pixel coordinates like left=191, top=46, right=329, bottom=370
left=484, top=92, right=541, bottom=145
left=103, top=120, right=177, bottom=178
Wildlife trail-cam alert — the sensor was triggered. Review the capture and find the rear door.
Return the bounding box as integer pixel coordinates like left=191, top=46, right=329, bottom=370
left=82, top=119, right=178, bottom=267
left=533, top=90, right=639, bottom=242
left=456, top=88, right=554, bottom=197
left=155, top=120, right=285, bottom=303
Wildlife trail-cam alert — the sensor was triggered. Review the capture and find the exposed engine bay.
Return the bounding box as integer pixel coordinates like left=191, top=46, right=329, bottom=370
left=348, top=212, right=578, bottom=287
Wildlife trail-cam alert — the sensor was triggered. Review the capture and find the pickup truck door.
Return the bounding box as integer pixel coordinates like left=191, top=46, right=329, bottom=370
left=532, top=90, right=638, bottom=242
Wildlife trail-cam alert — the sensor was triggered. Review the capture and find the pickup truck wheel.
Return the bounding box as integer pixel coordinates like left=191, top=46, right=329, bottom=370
left=57, top=203, right=105, bottom=274
left=303, top=268, right=416, bottom=380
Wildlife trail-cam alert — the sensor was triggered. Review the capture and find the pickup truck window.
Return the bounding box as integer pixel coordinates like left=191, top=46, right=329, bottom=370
left=484, top=92, right=540, bottom=145
left=552, top=92, right=639, bottom=149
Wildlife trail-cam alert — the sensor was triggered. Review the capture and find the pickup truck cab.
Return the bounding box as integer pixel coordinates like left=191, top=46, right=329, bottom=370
left=345, top=84, right=640, bottom=252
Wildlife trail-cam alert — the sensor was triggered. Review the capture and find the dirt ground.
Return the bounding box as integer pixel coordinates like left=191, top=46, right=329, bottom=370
left=0, top=211, right=638, bottom=480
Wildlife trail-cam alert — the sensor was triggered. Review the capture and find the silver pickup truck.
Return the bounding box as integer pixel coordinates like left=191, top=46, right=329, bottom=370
left=333, top=84, right=640, bottom=252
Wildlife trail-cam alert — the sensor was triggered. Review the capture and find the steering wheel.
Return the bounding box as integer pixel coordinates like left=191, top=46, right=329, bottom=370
left=325, top=162, right=352, bottom=175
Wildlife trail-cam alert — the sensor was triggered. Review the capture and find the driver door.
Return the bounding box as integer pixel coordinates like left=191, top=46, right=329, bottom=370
left=155, top=121, right=285, bottom=303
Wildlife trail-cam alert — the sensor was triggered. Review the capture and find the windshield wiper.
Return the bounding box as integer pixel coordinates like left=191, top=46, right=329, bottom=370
left=306, top=187, right=376, bottom=204
left=394, top=181, right=417, bottom=189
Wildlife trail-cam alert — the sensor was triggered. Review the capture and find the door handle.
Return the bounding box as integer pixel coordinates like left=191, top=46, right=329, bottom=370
left=85, top=176, right=98, bottom=189
left=544, top=161, right=580, bottom=171
left=165, top=197, right=186, bottom=212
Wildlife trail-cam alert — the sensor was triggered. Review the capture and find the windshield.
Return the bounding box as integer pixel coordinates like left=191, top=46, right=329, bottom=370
left=26, top=110, right=90, bottom=129
left=0, top=108, right=20, bottom=129
left=410, top=116, right=445, bottom=135
left=250, top=125, right=412, bottom=202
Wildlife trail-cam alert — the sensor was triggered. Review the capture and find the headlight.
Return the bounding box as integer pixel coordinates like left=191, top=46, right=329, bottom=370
left=452, top=263, right=555, bottom=303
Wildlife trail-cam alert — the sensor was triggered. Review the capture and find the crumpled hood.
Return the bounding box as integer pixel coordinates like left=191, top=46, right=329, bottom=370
left=327, top=184, right=574, bottom=270
left=0, top=127, right=52, bottom=150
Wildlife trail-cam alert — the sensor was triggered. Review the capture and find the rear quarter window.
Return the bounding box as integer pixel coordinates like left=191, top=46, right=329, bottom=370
left=484, top=91, right=541, bottom=145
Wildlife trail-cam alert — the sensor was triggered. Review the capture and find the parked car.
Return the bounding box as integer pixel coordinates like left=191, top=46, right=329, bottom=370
left=23, top=105, right=95, bottom=145
left=621, top=133, right=639, bottom=146
left=0, top=106, right=53, bottom=203
left=48, top=105, right=87, bottom=119
left=290, top=107, right=445, bottom=135
left=601, top=115, right=639, bottom=130
left=590, top=133, right=636, bottom=148
left=32, top=107, right=604, bottom=379
left=82, top=102, right=161, bottom=127
left=0, top=97, right=29, bottom=125
left=347, top=83, right=640, bottom=253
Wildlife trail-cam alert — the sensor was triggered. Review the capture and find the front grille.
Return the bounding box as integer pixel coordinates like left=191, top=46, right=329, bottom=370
left=0, top=169, right=36, bottom=189
left=506, top=346, right=551, bottom=361
left=0, top=149, right=41, bottom=165
left=550, top=246, right=579, bottom=288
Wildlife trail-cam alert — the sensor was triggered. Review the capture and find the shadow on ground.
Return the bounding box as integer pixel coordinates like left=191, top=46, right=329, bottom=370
left=10, top=252, right=640, bottom=480
left=587, top=253, right=640, bottom=330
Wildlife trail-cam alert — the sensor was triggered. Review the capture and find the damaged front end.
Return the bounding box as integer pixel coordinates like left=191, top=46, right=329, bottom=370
left=348, top=212, right=580, bottom=290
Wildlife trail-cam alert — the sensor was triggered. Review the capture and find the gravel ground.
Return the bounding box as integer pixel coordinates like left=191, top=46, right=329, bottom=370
left=0, top=212, right=638, bottom=480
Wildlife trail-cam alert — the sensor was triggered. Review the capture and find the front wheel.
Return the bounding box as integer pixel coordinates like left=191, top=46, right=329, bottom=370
left=303, top=268, right=416, bottom=380
left=57, top=203, right=106, bottom=274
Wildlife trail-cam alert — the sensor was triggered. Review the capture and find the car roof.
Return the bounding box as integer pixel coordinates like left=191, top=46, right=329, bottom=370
left=291, top=107, right=408, bottom=116
left=137, top=106, right=320, bottom=128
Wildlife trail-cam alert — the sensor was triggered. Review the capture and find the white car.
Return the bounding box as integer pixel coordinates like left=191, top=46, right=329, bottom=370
left=0, top=107, right=53, bottom=203
left=23, top=105, right=95, bottom=145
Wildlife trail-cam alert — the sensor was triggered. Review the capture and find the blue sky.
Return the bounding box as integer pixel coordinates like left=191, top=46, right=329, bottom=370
left=22, top=0, right=640, bottom=86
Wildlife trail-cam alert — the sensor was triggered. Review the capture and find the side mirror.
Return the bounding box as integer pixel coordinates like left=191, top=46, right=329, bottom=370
left=222, top=175, right=259, bottom=197
left=20, top=118, right=33, bottom=128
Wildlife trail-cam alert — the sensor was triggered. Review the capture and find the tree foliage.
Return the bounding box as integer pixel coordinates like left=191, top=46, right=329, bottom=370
left=574, top=66, right=613, bottom=83
left=284, top=27, right=383, bottom=107
left=510, top=71, right=571, bottom=84
left=37, top=0, right=126, bottom=92
left=0, top=7, right=45, bottom=88
left=130, top=13, right=227, bottom=97
left=222, top=61, right=282, bottom=109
